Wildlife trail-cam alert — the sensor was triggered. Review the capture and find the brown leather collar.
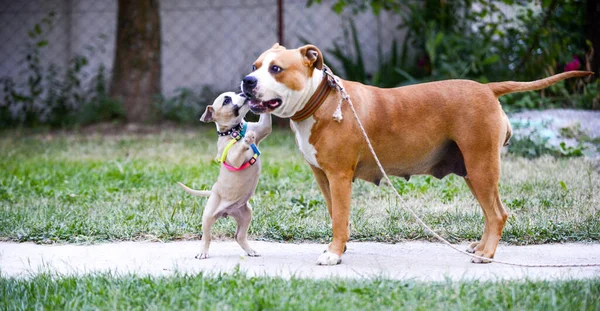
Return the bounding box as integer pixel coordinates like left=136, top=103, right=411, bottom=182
left=290, top=67, right=335, bottom=122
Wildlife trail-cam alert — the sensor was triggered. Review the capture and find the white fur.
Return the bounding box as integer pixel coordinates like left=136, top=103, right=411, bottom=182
left=291, top=117, right=320, bottom=168
left=316, top=251, right=341, bottom=265
left=246, top=53, right=324, bottom=118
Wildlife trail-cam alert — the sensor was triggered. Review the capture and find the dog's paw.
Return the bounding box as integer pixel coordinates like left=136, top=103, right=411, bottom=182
left=316, top=251, right=341, bottom=266
left=195, top=253, right=209, bottom=260
left=244, top=131, right=256, bottom=144
left=470, top=251, right=492, bottom=264
left=466, top=242, right=479, bottom=254
left=244, top=248, right=260, bottom=257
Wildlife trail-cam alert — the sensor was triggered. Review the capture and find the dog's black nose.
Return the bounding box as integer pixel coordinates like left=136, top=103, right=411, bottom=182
left=242, top=76, right=257, bottom=89
left=242, top=76, right=258, bottom=99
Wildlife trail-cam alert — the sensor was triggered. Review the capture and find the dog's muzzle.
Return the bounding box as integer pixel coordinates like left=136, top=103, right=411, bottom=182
left=242, top=75, right=257, bottom=99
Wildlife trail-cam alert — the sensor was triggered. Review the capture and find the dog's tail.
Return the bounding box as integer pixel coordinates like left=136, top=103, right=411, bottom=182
left=177, top=182, right=211, bottom=197
left=487, top=71, right=593, bottom=97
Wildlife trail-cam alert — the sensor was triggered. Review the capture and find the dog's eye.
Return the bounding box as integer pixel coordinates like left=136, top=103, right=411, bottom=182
left=269, top=65, right=282, bottom=74
left=251, top=64, right=257, bottom=71
left=223, top=96, right=231, bottom=105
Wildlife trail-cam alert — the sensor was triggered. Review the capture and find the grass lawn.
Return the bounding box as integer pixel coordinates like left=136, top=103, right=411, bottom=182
left=1, top=272, right=599, bottom=310
left=0, top=127, right=599, bottom=244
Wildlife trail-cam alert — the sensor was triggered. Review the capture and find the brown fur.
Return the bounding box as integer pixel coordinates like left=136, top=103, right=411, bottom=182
left=247, top=44, right=593, bottom=265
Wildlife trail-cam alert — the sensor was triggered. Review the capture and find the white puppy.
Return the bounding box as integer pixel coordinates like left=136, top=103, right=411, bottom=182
left=178, top=92, right=271, bottom=258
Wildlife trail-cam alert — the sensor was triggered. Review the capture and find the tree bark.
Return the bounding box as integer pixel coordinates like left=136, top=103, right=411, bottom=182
left=110, top=0, right=161, bottom=123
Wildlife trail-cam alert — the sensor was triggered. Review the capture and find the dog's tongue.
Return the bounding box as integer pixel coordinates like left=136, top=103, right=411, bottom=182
left=264, top=99, right=280, bottom=109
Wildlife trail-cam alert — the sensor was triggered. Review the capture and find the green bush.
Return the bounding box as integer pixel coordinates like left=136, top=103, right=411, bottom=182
left=316, top=0, right=598, bottom=110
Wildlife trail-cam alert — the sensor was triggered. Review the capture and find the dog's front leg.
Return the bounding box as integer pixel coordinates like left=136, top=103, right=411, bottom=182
left=254, top=113, right=272, bottom=143
left=196, top=194, right=220, bottom=259
left=317, top=172, right=352, bottom=265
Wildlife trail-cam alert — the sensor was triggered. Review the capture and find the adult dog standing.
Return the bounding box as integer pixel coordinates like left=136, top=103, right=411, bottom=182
left=241, top=43, right=592, bottom=265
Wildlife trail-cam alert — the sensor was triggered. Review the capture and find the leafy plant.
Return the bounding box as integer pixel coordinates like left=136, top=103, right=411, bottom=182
left=325, top=20, right=367, bottom=84
left=325, top=19, right=407, bottom=87
left=0, top=12, right=123, bottom=128
left=312, top=0, right=598, bottom=110
left=507, top=119, right=586, bottom=158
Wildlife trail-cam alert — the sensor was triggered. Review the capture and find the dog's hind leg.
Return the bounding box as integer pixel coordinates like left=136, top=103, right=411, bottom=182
left=232, top=203, right=259, bottom=257
left=462, top=150, right=508, bottom=263
left=196, top=194, right=220, bottom=259
left=464, top=177, right=489, bottom=254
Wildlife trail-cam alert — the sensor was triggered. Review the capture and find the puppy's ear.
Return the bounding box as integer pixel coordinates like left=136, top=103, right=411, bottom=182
left=299, top=45, right=323, bottom=70
left=271, top=43, right=286, bottom=50
left=200, top=105, right=215, bottom=123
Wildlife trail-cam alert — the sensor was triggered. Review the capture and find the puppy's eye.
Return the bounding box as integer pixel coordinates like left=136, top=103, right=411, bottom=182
left=223, top=96, right=232, bottom=105
left=251, top=64, right=257, bottom=71
left=269, top=65, right=282, bottom=74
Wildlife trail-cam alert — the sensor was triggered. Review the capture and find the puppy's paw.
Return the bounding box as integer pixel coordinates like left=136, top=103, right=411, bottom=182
left=244, top=131, right=256, bottom=144
left=316, top=251, right=341, bottom=266
left=195, top=253, right=209, bottom=260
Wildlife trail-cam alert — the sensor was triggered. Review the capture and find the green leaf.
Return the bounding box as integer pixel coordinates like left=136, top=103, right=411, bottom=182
left=36, top=40, right=48, bottom=48
left=483, top=55, right=500, bottom=65
left=559, top=181, right=567, bottom=191
left=332, top=2, right=344, bottom=14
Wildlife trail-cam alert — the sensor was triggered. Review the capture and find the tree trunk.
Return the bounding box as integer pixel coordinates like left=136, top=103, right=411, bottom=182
left=588, top=0, right=600, bottom=79
left=110, top=0, right=161, bottom=123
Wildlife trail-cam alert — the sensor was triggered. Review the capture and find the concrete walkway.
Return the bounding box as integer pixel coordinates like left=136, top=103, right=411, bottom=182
left=1, top=241, right=599, bottom=281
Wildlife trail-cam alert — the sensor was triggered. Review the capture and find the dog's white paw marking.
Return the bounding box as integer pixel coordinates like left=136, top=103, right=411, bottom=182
left=195, top=253, right=209, bottom=259
left=316, top=251, right=341, bottom=265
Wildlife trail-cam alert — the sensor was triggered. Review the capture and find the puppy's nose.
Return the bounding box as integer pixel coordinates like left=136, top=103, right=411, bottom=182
left=242, top=76, right=257, bottom=90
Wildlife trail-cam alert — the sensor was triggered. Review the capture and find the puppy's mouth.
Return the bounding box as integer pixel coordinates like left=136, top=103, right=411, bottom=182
left=233, top=97, right=249, bottom=117
left=249, top=98, right=282, bottom=113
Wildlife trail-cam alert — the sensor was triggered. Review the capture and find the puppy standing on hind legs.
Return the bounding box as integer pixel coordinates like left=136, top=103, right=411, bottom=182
left=177, top=92, right=272, bottom=259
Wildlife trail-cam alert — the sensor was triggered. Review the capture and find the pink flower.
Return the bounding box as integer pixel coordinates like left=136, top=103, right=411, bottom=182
left=564, top=57, right=580, bottom=72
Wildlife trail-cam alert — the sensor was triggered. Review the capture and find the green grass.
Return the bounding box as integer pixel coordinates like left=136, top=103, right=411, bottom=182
left=1, top=272, right=599, bottom=310
left=1, top=127, right=599, bottom=244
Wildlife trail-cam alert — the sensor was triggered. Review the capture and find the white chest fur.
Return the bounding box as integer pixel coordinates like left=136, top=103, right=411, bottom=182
left=291, top=117, right=320, bottom=168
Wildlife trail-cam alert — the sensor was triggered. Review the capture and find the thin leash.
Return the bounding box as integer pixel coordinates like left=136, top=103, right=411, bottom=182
left=324, top=69, right=600, bottom=268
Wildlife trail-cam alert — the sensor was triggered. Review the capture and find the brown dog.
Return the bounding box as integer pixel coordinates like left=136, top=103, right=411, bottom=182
left=241, top=43, right=592, bottom=265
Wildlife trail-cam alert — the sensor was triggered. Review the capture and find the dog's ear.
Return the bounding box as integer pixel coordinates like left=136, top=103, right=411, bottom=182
left=299, top=45, right=323, bottom=70
left=271, top=43, right=286, bottom=50
left=200, top=105, right=214, bottom=123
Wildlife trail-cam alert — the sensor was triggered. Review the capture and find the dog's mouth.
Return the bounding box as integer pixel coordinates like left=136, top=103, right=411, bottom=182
left=232, top=96, right=250, bottom=117
left=249, top=98, right=282, bottom=113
